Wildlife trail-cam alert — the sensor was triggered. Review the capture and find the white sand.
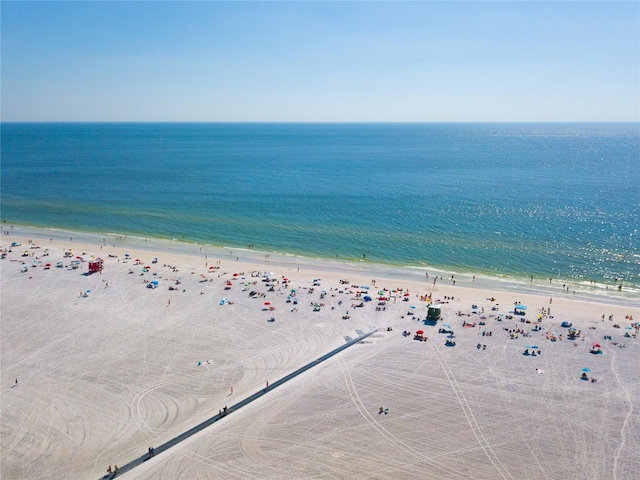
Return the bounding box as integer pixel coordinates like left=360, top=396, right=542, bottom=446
left=1, top=228, right=639, bottom=479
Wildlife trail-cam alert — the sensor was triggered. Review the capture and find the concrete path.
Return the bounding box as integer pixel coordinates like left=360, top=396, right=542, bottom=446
left=101, top=329, right=378, bottom=479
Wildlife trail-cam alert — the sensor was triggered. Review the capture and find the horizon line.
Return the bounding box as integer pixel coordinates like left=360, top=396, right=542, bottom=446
left=2, top=120, right=639, bottom=125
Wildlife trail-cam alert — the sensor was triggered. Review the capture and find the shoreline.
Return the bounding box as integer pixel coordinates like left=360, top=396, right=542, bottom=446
left=2, top=223, right=638, bottom=309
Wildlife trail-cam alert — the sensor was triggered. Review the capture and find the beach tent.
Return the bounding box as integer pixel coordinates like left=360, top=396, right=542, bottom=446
left=514, top=304, right=527, bottom=315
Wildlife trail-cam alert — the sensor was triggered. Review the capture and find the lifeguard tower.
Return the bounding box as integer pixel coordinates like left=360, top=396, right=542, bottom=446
left=88, top=258, right=104, bottom=273
left=427, top=304, right=442, bottom=321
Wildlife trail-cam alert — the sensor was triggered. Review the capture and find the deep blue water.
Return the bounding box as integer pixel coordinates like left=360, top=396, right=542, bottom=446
left=2, top=122, right=639, bottom=292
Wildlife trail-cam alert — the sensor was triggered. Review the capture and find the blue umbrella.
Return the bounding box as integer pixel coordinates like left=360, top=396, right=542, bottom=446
left=442, top=323, right=452, bottom=329
left=86, top=289, right=91, bottom=293
left=410, top=305, right=416, bottom=309
left=150, top=280, right=159, bottom=286
left=524, top=344, right=539, bottom=349
left=582, top=368, right=590, bottom=372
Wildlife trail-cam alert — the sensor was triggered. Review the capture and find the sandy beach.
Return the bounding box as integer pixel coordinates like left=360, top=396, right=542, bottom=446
left=1, top=227, right=639, bottom=479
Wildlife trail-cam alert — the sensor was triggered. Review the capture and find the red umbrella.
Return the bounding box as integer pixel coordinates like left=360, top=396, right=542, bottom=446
left=264, top=301, right=271, bottom=305
left=45, top=263, right=52, bottom=267
left=592, top=343, right=601, bottom=348
left=209, top=266, right=215, bottom=270
left=145, top=266, right=151, bottom=269
left=404, top=293, right=410, bottom=297
left=416, top=330, right=424, bottom=335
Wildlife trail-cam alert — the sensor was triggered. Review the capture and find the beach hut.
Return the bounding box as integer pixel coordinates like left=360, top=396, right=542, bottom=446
left=88, top=258, right=104, bottom=273
left=427, top=305, right=442, bottom=321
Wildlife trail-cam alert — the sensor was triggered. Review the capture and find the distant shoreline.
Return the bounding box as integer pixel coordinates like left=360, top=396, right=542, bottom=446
left=3, top=222, right=638, bottom=309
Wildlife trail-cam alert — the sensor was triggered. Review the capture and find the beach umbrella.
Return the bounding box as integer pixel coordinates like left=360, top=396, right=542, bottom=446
left=86, top=289, right=91, bottom=293
left=416, top=330, right=424, bottom=335
left=150, top=280, right=159, bottom=286
left=233, top=273, right=239, bottom=277
left=410, top=305, right=416, bottom=309
left=524, top=344, right=539, bottom=349
left=515, top=304, right=527, bottom=310
left=264, top=301, right=271, bottom=305
left=592, top=343, right=601, bottom=348
left=45, top=263, right=51, bottom=267
left=442, top=323, right=452, bottom=329
left=145, top=265, right=151, bottom=269
left=582, top=368, right=591, bottom=372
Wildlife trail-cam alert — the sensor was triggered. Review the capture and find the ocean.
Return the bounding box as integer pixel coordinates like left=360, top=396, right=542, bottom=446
left=1, top=122, right=639, bottom=299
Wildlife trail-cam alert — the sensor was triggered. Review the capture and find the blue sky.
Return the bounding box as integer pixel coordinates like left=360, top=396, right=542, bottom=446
left=2, top=1, right=638, bottom=122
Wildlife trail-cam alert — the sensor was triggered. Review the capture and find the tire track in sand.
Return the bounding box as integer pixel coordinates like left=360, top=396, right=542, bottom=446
left=433, top=343, right=514, bottom=480
left=338, top=357, right=471, bottom=480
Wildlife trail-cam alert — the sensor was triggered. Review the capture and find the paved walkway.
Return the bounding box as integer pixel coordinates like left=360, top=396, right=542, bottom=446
left=101, top=328, right=378, bottom=478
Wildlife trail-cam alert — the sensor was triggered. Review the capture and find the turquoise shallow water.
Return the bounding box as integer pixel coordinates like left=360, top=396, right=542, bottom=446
left=1, top=122, right=639, bottom=297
